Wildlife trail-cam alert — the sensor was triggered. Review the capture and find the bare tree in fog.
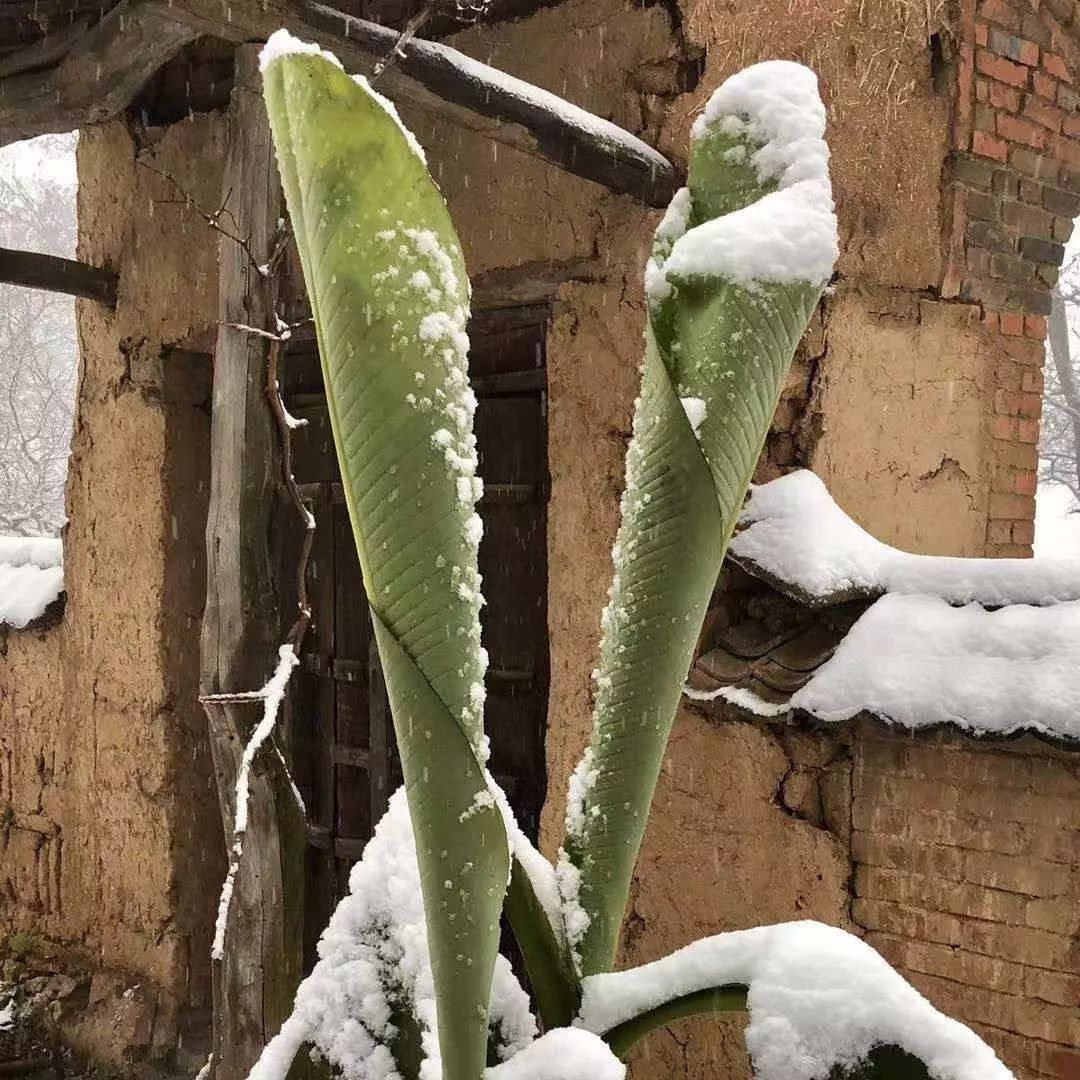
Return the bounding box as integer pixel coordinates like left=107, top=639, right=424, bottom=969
left=0, top=134, right=77, bottom=536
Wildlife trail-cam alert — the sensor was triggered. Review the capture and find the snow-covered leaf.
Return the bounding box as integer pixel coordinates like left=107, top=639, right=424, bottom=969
left=262, top=33, right=507, bottom=1080
left=561, top=61, right=837, bottom=976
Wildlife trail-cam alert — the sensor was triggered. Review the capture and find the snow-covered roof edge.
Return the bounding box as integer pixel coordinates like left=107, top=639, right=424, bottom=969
left=730, top=470, right=1080, bottom=608
left=0, top=536, right=65, bottom=631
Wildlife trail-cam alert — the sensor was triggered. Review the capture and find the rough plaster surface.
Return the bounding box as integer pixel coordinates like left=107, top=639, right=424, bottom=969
left=808, top=289, right=994, bottom=556
left=623, top=715, right=851, bottom=1080
left=0, top=115, right=224, bottom=1068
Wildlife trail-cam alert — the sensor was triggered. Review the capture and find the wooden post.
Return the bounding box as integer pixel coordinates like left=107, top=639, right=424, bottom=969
left=199, top=46, right=305, bottom=1080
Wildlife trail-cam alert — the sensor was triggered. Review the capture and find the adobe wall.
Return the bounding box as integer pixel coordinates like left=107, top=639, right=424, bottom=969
left=0, top=116, right=224, bottom=1071
left=415, top=1, right=1079, bottom=1078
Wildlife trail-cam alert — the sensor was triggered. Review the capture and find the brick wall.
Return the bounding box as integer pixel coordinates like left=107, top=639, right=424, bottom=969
left=850, top=724, right=1080, bottom=1080
left=944, top=0, right=1080, bottom=555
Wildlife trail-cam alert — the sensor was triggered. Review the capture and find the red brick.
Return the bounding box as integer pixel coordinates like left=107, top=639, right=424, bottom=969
left=983, top=310, right=1000, bottom=331
left=999, top=310, right=1026, bottom=334
left=1019, top=391, right=1042, bottom=418
left=1014, top=470, right=1037, bottom=495
left=995, top=388, right=1023, bottom=415
left=998, top=111, right=1047, bottom=148
left=1023, top=93, right=1065, bottom=131
left=1050, top=131, right=1080, bottom=166
left=981, top=0, right=1021, bottom=30
left=1018, top=417, right=1041, bottom=442
left=993, top=415, right=1019, bottom=439
left=1043, top=52, right=1071, bottom=81
left=1013, top=517, right=1036, bottom=544
left=991, top=491, right=1036, bottom=518
left=987, top=519, right=1014, bottom=544
left=976, top=20, right=989, bottom=46
left=987, top=78, right=1023, bottom=111
left=977, top=48, right=1031, bottom=87
left=1026, top=897, right=1080, bottom=936
left=988, top=541, right=1032, bottom=557
left=1066, top=111, right=1080, bottom=138
left=975, top=130, right=1010, bottom=161
left=1024, top=312, right=1048, bottom=337
left=1032, top=70, right=1058, bottom=98
left=1021, top=369, right=1044, bottom=392
left=1002, top=335, right=1048, bottom=364
left=1039, top=1043, right=1080, bottom=1080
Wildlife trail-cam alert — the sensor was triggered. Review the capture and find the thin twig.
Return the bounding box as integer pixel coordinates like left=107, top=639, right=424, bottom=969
left=264, top=330, right=316, bottom=649
left=136, top=160, right=267, bottom=279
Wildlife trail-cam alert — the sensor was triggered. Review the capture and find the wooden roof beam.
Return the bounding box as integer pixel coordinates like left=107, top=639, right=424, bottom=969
left=0, top=0, right=197, bottom=146
left=162, top=0, right=684, bottom=207
left=0, top=246, right=117, bottom=306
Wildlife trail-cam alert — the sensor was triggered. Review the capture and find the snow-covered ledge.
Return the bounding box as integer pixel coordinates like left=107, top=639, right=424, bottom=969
left=0, top=535, right=64, bottom=630
left=687, top=471, right=1080, bottom=743
left=730, top=470, right=1080, bottom=607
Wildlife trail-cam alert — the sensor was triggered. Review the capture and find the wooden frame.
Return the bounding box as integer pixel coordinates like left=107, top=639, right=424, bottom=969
left=0, top=0, right=681, bottom=207
left=197, top=47, right=306, bottom=1080
left=0, top=246, right=117, bottom=305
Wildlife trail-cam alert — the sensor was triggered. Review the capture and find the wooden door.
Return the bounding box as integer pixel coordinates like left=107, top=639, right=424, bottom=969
left=278, top=303, right=551, bottom=968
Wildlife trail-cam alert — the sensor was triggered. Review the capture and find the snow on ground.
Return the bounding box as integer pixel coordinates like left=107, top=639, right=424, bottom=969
left=790, top=594, right=1080, bottom=739
left=0, top=535, right=63, bottom=629
left=577, top=920, right=1011, bottom=1080
left=732, top=470, right=1080, bottom=606
left=1034, top=481, right=1080, bottom=557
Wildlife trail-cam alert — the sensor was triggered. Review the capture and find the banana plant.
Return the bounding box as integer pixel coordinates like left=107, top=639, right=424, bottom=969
left=558, top=62, right=837, bottom=978
left=256, top=34, right=1013, bottom=1080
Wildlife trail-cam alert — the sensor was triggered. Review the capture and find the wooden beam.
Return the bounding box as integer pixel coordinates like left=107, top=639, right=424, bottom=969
left=0, top=0, right=197, bottom=146
left=198, top=46, right=304, bottom=1080
left=163, top=0, right=684, bottom=207
left=0, top=246, right=117, bottom=306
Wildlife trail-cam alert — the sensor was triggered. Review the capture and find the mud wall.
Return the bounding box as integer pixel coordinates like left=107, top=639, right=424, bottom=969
left=408, top=1, right=1065, bottom=1077
left=0, top=115, right=224, bottom=1071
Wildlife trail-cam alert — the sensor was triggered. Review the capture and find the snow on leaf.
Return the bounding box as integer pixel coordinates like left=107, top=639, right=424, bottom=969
left=576, top=921, right=1012, bottom=1080
left=247, top=789, right=536, bottom=1080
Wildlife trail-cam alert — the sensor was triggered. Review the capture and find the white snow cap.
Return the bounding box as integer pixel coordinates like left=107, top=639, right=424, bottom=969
left=0, top=536, right=63, bottom=629
left=792, top=593, right=1080, bottom=739
left=486, top=1030, right=624, bottom=1080
left=647, top=61, right=837, bottom=298
left=259, top=28, right=345, bottom=73
left=259, top=29, right=427, bottom=163
left=577, top=921, right=1012, bottom=1080
left=732, top=470, right=1080, bottom=606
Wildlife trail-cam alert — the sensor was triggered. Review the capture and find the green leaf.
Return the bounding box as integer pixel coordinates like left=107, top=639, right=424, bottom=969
left=263, top=47, right=507, bottom=1080
left=562, top=72, right=833, bottom=976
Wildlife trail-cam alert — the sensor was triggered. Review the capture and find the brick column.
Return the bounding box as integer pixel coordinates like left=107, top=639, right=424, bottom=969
left=943, top=0, right=1079, bottom=555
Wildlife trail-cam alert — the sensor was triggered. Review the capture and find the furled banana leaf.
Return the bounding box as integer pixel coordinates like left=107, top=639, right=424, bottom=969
left=263, top=38, right=508, bottom=1080
left=561, top=63, right=838, bottom=976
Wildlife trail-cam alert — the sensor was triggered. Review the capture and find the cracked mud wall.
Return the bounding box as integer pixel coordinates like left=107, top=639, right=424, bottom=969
left=0, top=116, right=224, bottom=1069
left=806, top=289, right=995, bottom=556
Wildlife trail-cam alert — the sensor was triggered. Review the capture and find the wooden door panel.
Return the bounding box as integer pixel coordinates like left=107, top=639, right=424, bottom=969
left=278, top=309, right=551, bottom=966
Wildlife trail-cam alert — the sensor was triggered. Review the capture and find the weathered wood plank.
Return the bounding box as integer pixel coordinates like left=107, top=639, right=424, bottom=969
left=198, top=46, right=304, bottom=1080
left=162, top=0, right=683, bottom=207
left=0, top=246, right=117, bottom=306
left=0, top=0, right=197, bottom=146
